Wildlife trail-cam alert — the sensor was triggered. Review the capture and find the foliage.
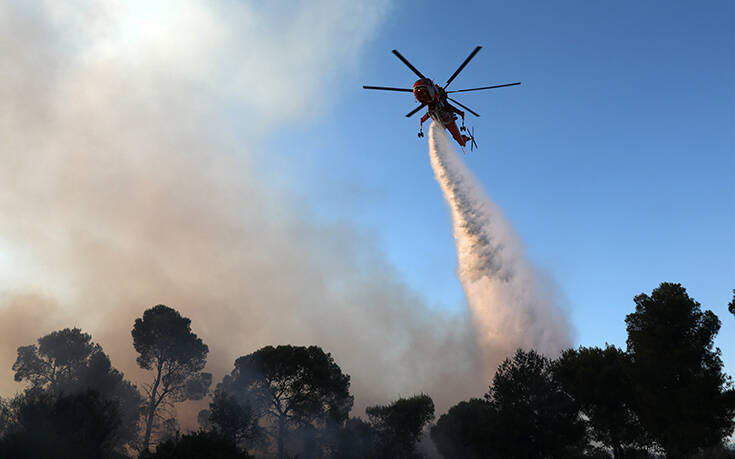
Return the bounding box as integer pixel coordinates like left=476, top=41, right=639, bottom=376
left=485, top=349, right=586, bottom=458
left=217, top=345, right=353, bottom=458
left=11, top=328, right=141, bottom=448
left=199, top=389, right=262, bottom=450
left=138, top=430, right=253, bottom=459
left=0, top=388, right=124, bottom=459
left=218, top=345, right=353, bottom=458
left=430, top=398, right=493, bottom=459
left=626, top=283, right=735, bottom=456
left=554, top=345, right=650, bottom=458
left=132, top=304, right=212, bottom=452
left=12, top=328, right=100, bottom=390
left=729, top=289, right=734, bottom=318
left=366, top=394, right=434, bottom=459
left=334, top=417, right=378, bottom=458
left=0, top=397, right=10, bottom=438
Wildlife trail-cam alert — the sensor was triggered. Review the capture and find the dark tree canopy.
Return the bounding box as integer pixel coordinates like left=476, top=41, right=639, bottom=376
left=729, top=289, right=734, bottom=318
left=132, top=304, right=212, bottom=452
left=219, top=345, right=353, bottom=458
left=0, top=388, right=123, bottom=459
left=199, top=389, right=262, bottom=450
left=334, top=417, right=378, bottom=459
left=626, top=283, right=735, bottom=456
left=366, top=394, right=434, bottom=459
left=554, top=345, right=649, bottom=458
left=13, top=328, right=101, bottom=390
left=430, top=398, right=493, bottom=459
left=485, top=349, right=586, bottom=459
left=11, top=328, right=141, bottom=449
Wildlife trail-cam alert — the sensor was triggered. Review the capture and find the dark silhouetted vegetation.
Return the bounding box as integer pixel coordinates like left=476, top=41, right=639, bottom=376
left=366, top=394, right=435, bottom=458
left=431, top=398, right=493, bottom=459
left=11, top=327, right=141, bottom=450
left=0, top=388, right=124, bottom=459
left=486, top=349, right=586, bottom=458
left=198, top=389, right=262, bottom=450
left=626, top=283, right=735, bottom=457
left=132, top=304, right=212, bottom=452
left=1, top=287, right=734, bottom=458
left=554, top=345, right=649, bottom=457
left=212, top=345, right=353, bottom=458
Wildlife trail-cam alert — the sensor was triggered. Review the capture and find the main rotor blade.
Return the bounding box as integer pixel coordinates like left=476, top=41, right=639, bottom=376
left=447, top=82, right=521, bottom=93
left=444, top=46, right=482, bottom=89
left=392, top=50, right=425, bottom=79
left=448, top=97, right=480, bottom=117
left=405, top=103, right=426, bottom=118
left=363, top=85, right=414, bottom=92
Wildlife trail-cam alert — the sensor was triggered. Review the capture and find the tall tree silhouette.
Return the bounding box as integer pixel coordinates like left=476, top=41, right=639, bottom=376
left=554, top=345, right=649, bottom=458
left=11, top=328, right=140, bottom=449
left=485, top=349, right=586, bottom=458
left=366, top=394, right=434, bottom=459
left=729, top=289, right=734, bottom=318
left=626, top=283, right=735, bottom=457
left=132, top=304, right=211, bottom=452
left=217, top=345, right=352, bottom=458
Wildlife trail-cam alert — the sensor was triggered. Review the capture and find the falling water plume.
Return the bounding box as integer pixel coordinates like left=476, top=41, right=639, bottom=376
left=427, top=122, right=571, bottom=378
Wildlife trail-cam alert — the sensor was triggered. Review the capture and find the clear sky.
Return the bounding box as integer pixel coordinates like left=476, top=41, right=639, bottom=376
left=265, top=1, right=735, bottom=369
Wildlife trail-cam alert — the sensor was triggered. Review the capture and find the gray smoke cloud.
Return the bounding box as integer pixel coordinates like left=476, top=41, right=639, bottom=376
left=0, top=1, right=488, bottom=424
left=427, top=123, right=572, bottom=378
left=0, top=3, right=572, bottom=435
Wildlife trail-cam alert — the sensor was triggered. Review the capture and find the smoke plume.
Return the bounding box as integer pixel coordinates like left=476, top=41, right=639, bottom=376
left=0, top=1, right=484, bottom=422
left=0, top=2, right=571, bottom=433
left=428, top=123, right=571, bottom=377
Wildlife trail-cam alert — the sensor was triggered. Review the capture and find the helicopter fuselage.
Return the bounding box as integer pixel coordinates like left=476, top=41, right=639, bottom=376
left=412, top=78, right=468, bottom=146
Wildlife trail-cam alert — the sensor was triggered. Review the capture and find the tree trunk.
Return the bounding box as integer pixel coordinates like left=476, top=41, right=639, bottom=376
left=142, top=360, right=163, bottom=452
left=278, top=415, right=286, bottom=459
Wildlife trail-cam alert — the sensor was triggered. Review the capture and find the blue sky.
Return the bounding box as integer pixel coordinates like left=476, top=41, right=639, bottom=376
left=264, top=1, right=734, bottom=369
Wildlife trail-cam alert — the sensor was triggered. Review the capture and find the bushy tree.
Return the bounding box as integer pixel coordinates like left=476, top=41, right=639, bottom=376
left=485, top=349, right=586, bottom=458
left=729, top=289, right=734, bottom=318
left=198, top=389, right=262, bottom=450
left=217, top=345, right=352, bottom=458
left=11, top=328, right=141, bottom=449
left=0, top=388, right=123, bottom=459
left=132, top=304, right=212, bottom=452
left=366, top=394, right=434, bottom=459
left=554, top=345, right=650, bottom=457
left=430, top=398, right=493, bottom=459
left=626, top=283, right=735, bottom=456
left=334, top=417, right=378, bottom=458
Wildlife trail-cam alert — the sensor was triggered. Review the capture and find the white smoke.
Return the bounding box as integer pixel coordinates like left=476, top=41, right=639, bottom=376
left=428, top=123, right=571, bottom=377
left=0, top=0, right=485, bottom=423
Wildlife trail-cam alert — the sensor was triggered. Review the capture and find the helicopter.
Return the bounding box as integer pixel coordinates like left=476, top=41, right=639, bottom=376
left=363, top=46, right=520, bottom=151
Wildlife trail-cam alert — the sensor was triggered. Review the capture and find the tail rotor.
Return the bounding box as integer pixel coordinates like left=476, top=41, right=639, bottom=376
left=467, top=127, right=478, bottom=152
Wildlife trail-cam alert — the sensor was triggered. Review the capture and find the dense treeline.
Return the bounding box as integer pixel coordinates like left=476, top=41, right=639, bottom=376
left=0, top=283, right=733, bottom=458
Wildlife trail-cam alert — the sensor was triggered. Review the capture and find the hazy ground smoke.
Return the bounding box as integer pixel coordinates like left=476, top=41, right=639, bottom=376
left=428, top=123, right=571, bottom=377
